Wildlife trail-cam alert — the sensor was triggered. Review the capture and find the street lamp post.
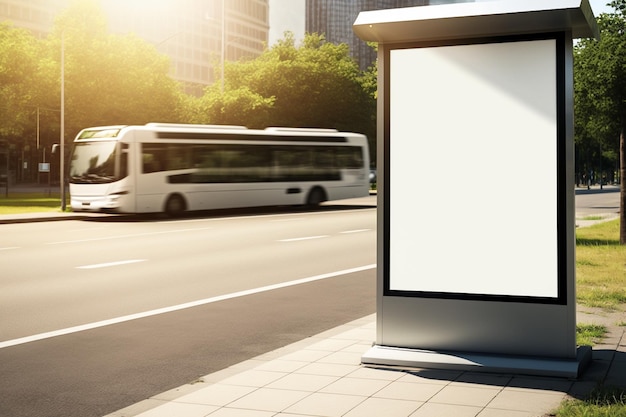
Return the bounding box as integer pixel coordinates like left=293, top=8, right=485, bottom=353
left=221, top=0, right=225, bottom=93
left=60, top=31, right=66, bottom=211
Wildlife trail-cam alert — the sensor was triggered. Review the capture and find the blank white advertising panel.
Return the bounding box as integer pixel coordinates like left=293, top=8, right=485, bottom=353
left=389, top=39, right=559, bottom=299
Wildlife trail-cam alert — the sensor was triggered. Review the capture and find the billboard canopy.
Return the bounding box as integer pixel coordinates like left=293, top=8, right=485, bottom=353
left=353, top=0, right=599, bottom=43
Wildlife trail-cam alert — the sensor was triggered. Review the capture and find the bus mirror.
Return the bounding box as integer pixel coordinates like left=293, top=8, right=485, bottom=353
left=51, top=144, right=59, bottom=154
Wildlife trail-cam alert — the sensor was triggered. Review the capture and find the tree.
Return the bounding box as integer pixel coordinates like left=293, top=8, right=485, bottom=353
left=574, top=0, right=626, bottom=243
left=45, top=0, right=185, bottom=141
left=194, top=86, right=275, bottom=128
left=0, top=22, right=54, bottom=183
left=0, top=23, right=41, bottom=139
left=197, top=32, right=376, bottom=150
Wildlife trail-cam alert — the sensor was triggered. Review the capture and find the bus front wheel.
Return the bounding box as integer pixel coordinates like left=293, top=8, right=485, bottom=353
left=164, top=194, right=186, bottom=217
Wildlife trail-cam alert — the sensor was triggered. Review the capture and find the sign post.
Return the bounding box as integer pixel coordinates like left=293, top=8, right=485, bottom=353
left=354, top=0, right=599, bottom=377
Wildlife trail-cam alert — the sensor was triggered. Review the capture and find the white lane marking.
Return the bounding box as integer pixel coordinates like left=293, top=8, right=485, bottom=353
left=0, top=247, right=20, bottom=251
left=340, top=229, right=371, bottom=234
left=76, top=259, right=146, bottom=269
left=0, top=264, right=376, bottom=349
left=279, top=235, right=329, bottom=242
left=46, top=226, right=213, bottom=245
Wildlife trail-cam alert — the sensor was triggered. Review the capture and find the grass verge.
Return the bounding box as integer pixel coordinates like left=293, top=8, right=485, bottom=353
left=557, top=386, right=626, bottom=417
left=576, top=323, right=608, bottom=346
left=575, top=220, right=626, bottom=310
left=0, top=193, right=67, bottom=214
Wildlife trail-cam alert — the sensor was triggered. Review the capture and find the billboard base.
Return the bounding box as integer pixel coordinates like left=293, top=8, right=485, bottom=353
left=362, top=345, right=592, bottom=378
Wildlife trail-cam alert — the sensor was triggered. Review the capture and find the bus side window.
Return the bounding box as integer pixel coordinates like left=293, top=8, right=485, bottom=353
left=338, top=147, right=363, bottom=169
left=142, top=144, right=166, bottom=173
left=165, top=144, right=190, bottom=171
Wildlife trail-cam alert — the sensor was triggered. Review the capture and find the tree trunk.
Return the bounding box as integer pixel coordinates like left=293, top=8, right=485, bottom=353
left=620, top=124, right=626, bottom=244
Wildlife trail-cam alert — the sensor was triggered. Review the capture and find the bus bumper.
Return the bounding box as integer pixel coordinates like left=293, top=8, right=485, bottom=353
left=70, top=195, right=122, bottom=212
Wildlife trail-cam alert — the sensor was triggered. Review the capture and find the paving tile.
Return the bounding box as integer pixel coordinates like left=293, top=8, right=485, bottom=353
left=374, top=381, right=444, bottom=402
left=506, top=376, right=572, bottom=394
left=341, top=341, right=373, bottom=353
left=477, top=409, right=537, bottom=417
left=409, top=402, right=481, bottom=417
left=400, top=369, right=463, bottom=384
left=343, top=397, right=422, bottom=417
left=283, top=392, right=366, bottom=417
left=278, top=349, right=331, bottom=363
left=295, top=362, right=361, bottom=377
left=274, top=414, right=320, bottom=417
left=266, top=373, right=339, bottom=392
left=207, top=408, right=275, bottom=417
left=592, top=349, right=616, bottom=361
left=133, top=401, right=217, bottom=417
left=319, top=376, right=391, bottom=396
left=487, top=390, right=566, bottom=414
left=567, top=380, right=599, bottom=399
left=218, top=369, right=287, bottom=387
left=605, top=361, right=626, bottom=387
left=330, top=327, right=375, bottom=342
left=348, top=366, right=406, bottom=381
left=429, top=385, right=500, bottom=407
left=396, top=373, right=452, bottom=386
left=227, top=388, right=310, bottom=412
left=305, top=338, right=356, bottom=352
left=174, top=384, right=256, bottom=407
left=254, top=359, right=308, bottom=373
left=451, top=372, right=513, bottom=388
left=580, top=359, right=611, bottom=381
left=317, top=350, right=363, bottom=365
left=613, top=348, right=626, bottom=361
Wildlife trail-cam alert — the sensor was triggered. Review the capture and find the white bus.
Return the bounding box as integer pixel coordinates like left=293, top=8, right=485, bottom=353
left=68, top=123, right=370, bottom=215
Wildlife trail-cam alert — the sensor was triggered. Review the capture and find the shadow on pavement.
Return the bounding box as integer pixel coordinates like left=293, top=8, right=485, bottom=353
left=82, top=203, right=376, bottom=223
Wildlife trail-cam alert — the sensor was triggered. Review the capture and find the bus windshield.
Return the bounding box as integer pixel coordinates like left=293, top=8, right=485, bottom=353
left=69, top=141, right=118, bottom=184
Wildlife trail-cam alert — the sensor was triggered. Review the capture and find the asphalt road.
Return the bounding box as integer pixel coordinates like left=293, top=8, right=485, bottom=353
left=0, top=188, right=620, bottom=417
left=0, top=198, right=377, bottom=417
left=574, top=185, right=621, bottom=219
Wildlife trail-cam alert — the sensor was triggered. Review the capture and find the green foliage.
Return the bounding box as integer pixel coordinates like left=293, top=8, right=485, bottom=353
left=46, top=0, right=184, bottom=139
left=195, top=86, right=275, bottom=128
left=574, top=7, right=626, bottom=153
left=197, top=32, right=376, bottom=145
left=0, top=22, right=41, bottom=139
left=360, top=42, right=378, bottom=100
left=576, top=323, right=607, bottom=346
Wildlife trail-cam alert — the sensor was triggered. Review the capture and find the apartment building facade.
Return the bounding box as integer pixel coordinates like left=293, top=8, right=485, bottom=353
left=0, top=0, right=269, bottom=92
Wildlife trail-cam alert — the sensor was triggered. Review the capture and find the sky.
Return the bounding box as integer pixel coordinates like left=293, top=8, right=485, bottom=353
left=589, top=0, right=615, bottom=15
left=266, top=0, right=616, bottom=46
left=268, top=0, right=305, bottom=45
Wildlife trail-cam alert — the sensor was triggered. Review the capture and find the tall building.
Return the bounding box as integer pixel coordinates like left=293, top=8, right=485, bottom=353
left=0, top=0, right=269, bottom=93
left=0, top=0, right=66, bottom=38
left=305, top=0, right=430, bottom=69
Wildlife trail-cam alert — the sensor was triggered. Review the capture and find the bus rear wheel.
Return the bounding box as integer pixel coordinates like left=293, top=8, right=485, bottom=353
left=306, top=187, right=326, bottom=207
left=164, top=194, right=186, bottom=217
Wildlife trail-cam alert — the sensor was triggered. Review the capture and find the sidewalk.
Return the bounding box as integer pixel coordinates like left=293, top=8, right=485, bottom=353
left=102, top=310, right=625, bottom=417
